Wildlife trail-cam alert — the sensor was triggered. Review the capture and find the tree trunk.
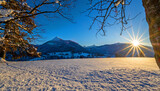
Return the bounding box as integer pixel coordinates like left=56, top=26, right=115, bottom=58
left=142, top=0, right=160, bottom=68
left=3, top=48, right=6, bottom=59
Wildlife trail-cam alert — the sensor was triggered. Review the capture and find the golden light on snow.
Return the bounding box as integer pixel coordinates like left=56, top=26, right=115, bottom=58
left=120, top=29, right=152, bottom=57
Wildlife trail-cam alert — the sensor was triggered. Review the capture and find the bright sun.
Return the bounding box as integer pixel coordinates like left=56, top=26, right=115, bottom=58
left=121, top=30, right=152, bottom=57
left=132, top=40, right=140, bottom=47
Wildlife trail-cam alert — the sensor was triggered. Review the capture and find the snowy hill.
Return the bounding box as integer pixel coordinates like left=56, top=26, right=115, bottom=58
left=0, top=58, right=160, bottom=90
left=37, top=38, right=154, bottom=57
left=38, top=37, right=88, bottom=54
left=6, top=38, right=154, bottom=61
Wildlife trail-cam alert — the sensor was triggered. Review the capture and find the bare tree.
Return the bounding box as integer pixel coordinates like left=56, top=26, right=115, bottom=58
left=88, top=0, right=160, bottom=68
left=0, top=0, right=75, bottom=60
left=86, top=0, right=133, bottom=35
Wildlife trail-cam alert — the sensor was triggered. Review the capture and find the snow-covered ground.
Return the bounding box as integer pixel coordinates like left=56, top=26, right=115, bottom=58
left=0, top=58, right=160, bottom=90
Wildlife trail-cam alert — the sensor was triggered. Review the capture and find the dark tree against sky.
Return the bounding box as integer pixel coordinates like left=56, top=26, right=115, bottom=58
left=88, top=0, right=160, bottom=68
left=0, top=0, right=75, bottom=59
left=87, top=0, right=133, bottom=35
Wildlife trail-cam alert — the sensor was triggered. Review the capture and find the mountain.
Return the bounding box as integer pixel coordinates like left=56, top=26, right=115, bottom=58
left=38, top=37, right=88, bottom=54
left=6, top=38, right=154, bottom=61
left=85, top=43, right=154, bottom=57
left=37, top=37, right=154, bottom=57
left=85, top=43, right=128, bottom=56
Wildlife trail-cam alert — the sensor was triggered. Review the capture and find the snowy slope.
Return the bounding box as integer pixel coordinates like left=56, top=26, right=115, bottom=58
left=0, top=58, right=160, bottom=90
left=37, top=38, right=154, bottom=58
left=38, top=37, right=88, bottom=54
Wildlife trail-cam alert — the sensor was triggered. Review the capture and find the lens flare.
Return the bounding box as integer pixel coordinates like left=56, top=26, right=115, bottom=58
left=120, top=29, right=152, bottom=57
left=132, top=40, right=139, bottom=47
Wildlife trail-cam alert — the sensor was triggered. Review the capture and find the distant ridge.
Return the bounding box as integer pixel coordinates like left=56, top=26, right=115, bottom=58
left=85, top=43, right=154, bottom=57
left=37, top=37, right=154, bottom=57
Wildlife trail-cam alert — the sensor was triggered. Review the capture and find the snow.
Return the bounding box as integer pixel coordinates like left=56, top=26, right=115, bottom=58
left=0, top=37, right=4, bottom=41
left=0, top=9, right=14, bottom=17
left=0, top=0, right=6, bottom=5
left=0, top=9, right=22, bottom=22
left=0, top=57, right=7, bottom=63
left=73, top=52, right=91, bottom=58
left=0, top=17, right=14, bottom=21
left=22, top=2, right=31, bottom=9
left=0, top=58, right=160, bottom=90
left=48, top=52, right=72, bottom=58
left=52, top=37, right=63, bottom=41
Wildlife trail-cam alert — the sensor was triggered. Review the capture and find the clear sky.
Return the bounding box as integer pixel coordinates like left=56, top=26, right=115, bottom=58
left=32, top=0, right=151, bottom=47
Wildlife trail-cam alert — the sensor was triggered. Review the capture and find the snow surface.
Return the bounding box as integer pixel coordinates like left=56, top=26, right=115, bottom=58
left=0, top=58, right=160, bottom=90
left=0, top=58, right=7, bottom=63
left=0, top=9, right=21, bottom=22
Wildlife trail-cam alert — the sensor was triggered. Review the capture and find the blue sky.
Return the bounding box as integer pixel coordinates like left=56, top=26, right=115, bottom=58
left=32, top=0, right=151, bottom=47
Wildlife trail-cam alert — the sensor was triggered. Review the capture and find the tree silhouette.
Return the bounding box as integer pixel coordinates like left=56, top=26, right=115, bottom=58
left=88, top=0, right=160, bottom=68
left=86, top=0, right=134, bottom=35
left=0, top=0, right=74, bottom=60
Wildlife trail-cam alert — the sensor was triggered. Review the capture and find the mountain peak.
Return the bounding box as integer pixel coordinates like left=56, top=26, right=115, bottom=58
left=52, top=37, right=63, bottom=41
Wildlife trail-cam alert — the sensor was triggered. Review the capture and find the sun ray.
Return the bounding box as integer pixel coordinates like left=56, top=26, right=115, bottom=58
left=139, top=36, right=149, bottom=42
left=137, top=46, right=145, bottom=57
left=138, top=32, right=145, bottom=41
left=121, top=36, right=132, bottom=42
left=125, top=46, right=134, bottom=57
left=136, top=30, right=139, bottom=40
left=121, top=28, right=148, bottom=57
left=137, top=20, right=143, bottom=37
left=132, top=47, right=136, bottom=57
left=126, top=30, right=134, bottom=41
left=118, top=45, right=133, bottom=52
left=132, top=28, right=136, bottom=40
left=139, top=45, right=153, bottom=52
left=136, top=47, right=140, bottom=57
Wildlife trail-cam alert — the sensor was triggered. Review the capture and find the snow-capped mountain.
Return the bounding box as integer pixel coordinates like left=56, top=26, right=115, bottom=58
left=38, top=37, right=88, bottom=54
left=13, top=38, right=154, bottom=61
left=51, top=37, right=63, bottom=41
left=37, top=37, right=154, bottom=57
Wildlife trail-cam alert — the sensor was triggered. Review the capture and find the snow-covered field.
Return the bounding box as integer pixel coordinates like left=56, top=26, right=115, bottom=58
left=0, top=58, right=160, bottom=90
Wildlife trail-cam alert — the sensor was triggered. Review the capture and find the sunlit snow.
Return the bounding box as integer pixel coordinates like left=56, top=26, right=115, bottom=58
left=0, top=58, right=160, bottom=90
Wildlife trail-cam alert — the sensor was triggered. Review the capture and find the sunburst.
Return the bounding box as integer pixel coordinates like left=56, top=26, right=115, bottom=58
left=132, top=40, right=140, bottom=46
left=120, top=30, right=152, bottom=57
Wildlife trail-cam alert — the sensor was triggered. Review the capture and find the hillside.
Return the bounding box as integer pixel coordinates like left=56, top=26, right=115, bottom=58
left=85, top=43, right=154, bottom=57
left=5, top=37, right=154, bottom=61
left=38, top=37, right=88, bottom=54
left=37, top=37, right=154, bottom=57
